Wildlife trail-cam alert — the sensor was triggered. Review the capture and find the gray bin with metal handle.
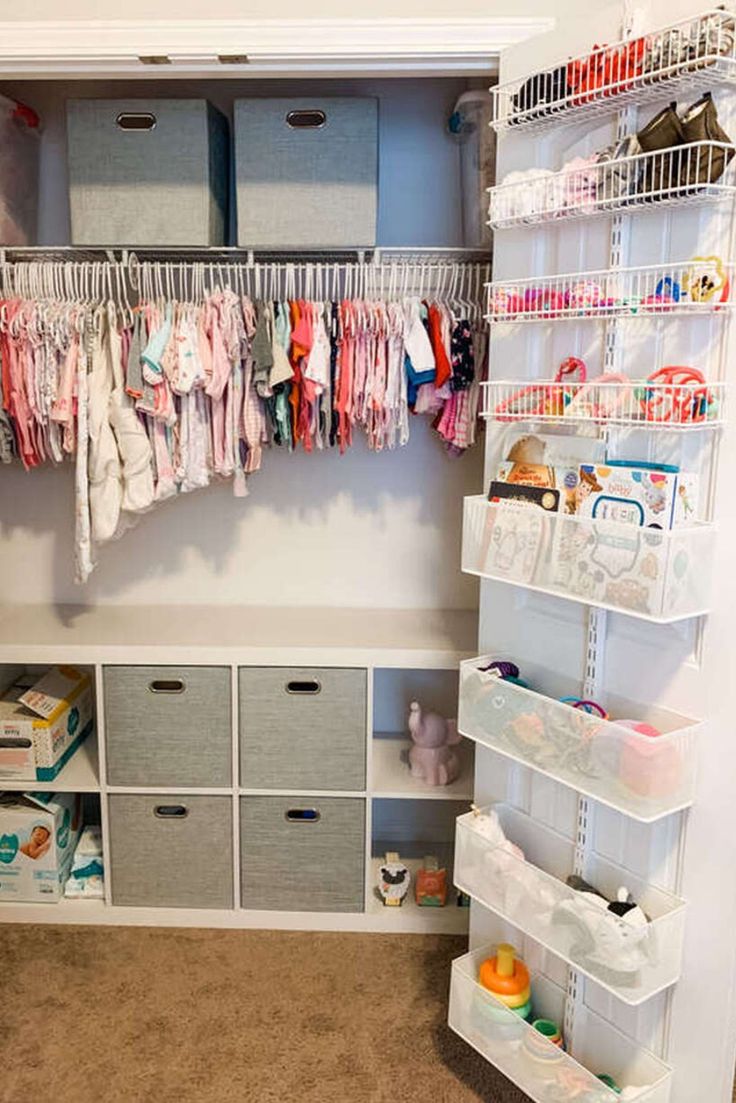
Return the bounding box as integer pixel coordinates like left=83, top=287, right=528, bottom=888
left=240, top=796, right=365, bottom=912
left=109, top=794, right=234, bottom=909
left=66, top=98, right=228, bottom=246
left=234, top=96, right=378, bottom=247
left=104, top=665, right=232, bottom=788
left=239, top=666, right=367, bottom=791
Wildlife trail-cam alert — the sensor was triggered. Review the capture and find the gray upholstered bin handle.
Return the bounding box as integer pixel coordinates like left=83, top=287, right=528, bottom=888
left=285, top=679, right=321, bottom=695
left=149, top=678, right=185, bottom=694
left=154, top=805, right=189, bottom=819
left=116, top=112, right=157, bottom=131
left=286, top=109, right=326, bottom=129
left=0, top=736, right=32, bottom=748
left=285, top=808, right=321, bottom=823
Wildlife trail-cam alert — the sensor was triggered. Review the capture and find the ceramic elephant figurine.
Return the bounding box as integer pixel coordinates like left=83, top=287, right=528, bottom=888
left=407, top=701, right=463, bottom=786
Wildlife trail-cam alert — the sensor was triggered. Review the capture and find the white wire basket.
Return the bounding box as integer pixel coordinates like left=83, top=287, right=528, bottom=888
left=492, top=7, right=736, bottom=132
left=461, top=495, right=715, bottom=623
left=480, top=378, right=726, bottom=429
left=449, top=946, right=674, bottom=1103
left=486, top=260, right=733, bottom=322
left=454, top=805, right=687, bottom=999
left=488, top=141, right=736, bottom=229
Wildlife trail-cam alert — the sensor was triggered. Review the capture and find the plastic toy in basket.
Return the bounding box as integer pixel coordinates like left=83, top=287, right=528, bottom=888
left=494, top=357, right=586, bottom=420
left=682, top=254, right=730, bottom=305
left=639, top=366, right=716, bottom=424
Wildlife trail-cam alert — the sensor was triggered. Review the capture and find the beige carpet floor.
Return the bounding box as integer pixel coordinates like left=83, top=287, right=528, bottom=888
left=0, top=927, right=527, bottom=1103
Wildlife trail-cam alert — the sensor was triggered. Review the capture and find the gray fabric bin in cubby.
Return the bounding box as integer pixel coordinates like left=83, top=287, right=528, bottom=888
left=239, top=666, right=367, bottom=791
left=104, top=665, right=232, bottom=788
left=109, top=794, right=234, bottom=909
left=66, top=98, right=228, bottom=246
left=240, top=796, right=366, bottom=912
left=234, top=96, right=378, bottom=247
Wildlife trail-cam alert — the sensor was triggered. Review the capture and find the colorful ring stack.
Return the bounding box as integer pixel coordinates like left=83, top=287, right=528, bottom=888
left=478, top=944, right=532, bottom=1021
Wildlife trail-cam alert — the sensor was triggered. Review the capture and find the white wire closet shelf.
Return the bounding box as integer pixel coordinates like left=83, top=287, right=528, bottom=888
left=488, top=142, right=736, bottom=229
left=481, top=378, right=726, bottom=429
left=454, top=806, right=687, bottom=1004
left=461, top=496, right=715, bottom=624
left=448, top=947, right=673, bottom=1102
left=492, top=7, right=736, bottom=132
left=485, top=259, right=734, bottom=322
left=457, top=657, right=700, bottom=822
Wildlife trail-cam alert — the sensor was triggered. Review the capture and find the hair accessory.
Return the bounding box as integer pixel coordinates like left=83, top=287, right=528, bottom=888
left=480, top=660, right=520, bottom=680
left=560, top=696, right=609, bottom=719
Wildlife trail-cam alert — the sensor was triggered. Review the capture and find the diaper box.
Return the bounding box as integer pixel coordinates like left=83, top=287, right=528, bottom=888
left=0, top=666, right=93, bottom=782
left=0, top=791, right=83, bottom=902
left=576, top=464, right=699, bottom=529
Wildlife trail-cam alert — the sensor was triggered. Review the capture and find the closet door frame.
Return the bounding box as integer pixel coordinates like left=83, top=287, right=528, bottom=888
left=0, top=16, right=552, bottom=78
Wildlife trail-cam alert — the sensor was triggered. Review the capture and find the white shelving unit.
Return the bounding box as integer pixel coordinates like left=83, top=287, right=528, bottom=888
left=0, top=605, right=476, bottom=935
left=491, top=8, right=736, bottom=132
left=449, top=4, right=736, bottom=1102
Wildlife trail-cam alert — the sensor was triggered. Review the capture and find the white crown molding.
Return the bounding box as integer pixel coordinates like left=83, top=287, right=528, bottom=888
left=0, top=17, right=554, bottom=76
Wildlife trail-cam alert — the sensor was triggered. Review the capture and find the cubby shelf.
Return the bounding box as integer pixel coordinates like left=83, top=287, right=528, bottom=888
left=488, top=142, right=736, bottom=230
left=462, top=495, right=714, bottom=624
left=367, top=855, right=468, bottom=934
left=454, top=807, right=687, bottom=1005
left=457, top=657, right=700, bottom=823
left=448, top=946, right=673, bottom=1103
left=491, top=8, right=736, bottom=132
left=0, top=736, right=100, bottom=794
left=370, top=735, right=474, bottom=800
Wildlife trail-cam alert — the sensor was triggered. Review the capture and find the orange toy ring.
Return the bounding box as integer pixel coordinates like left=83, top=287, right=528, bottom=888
left=479, top=956, right=531, bottom=996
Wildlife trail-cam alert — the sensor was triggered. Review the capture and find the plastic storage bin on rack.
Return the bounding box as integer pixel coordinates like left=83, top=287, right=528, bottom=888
left=461, top=495, right=715, bottom=623
left=457, top=657, right=700, bottom=822
left=480, top=378, right=726, bottom=429
left=454, top=806, right=686, bottom=1004
left=448, top=946, right=673, bottom=1102
left=492, top=7, right=736, bottom=133
left=485, top=260, right=734, bottom=323
left=488, top=142, right=736, bottom=230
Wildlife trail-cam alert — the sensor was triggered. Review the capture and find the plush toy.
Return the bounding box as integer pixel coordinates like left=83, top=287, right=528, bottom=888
left=407, top=701, right=463, bottom=786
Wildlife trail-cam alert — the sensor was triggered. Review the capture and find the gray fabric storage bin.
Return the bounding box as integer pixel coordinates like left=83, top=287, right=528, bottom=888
left=109, top=794, right=233, bottom=909
left=240, top=796, right=365, bottom=912
left=67, top=99, right=228, bottom=246
left=104, top=665, right=231, bottom=788
left=239, top=666, right=366, bottom=791
left=234, top=97, right=378, bottom=247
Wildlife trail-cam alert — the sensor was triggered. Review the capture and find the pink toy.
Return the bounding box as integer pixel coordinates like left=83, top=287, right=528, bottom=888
left=407, top=701, right=463, bottom=786
left=618, top=720, right=682, bottom=799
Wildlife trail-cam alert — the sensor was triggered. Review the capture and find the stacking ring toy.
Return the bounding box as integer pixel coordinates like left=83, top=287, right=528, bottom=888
left=479, top=944, right=531, bottom=1007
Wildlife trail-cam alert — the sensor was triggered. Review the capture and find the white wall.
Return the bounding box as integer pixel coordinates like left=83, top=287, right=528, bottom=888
left=0, top=424, right=482, bottom=608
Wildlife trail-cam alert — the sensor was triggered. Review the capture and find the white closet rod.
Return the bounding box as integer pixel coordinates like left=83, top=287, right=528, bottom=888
left=0, top=257, right=491, bottom=310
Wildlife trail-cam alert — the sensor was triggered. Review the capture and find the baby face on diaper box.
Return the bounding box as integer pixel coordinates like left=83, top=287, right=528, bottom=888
left=0, top=791, right=83, bottom=902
